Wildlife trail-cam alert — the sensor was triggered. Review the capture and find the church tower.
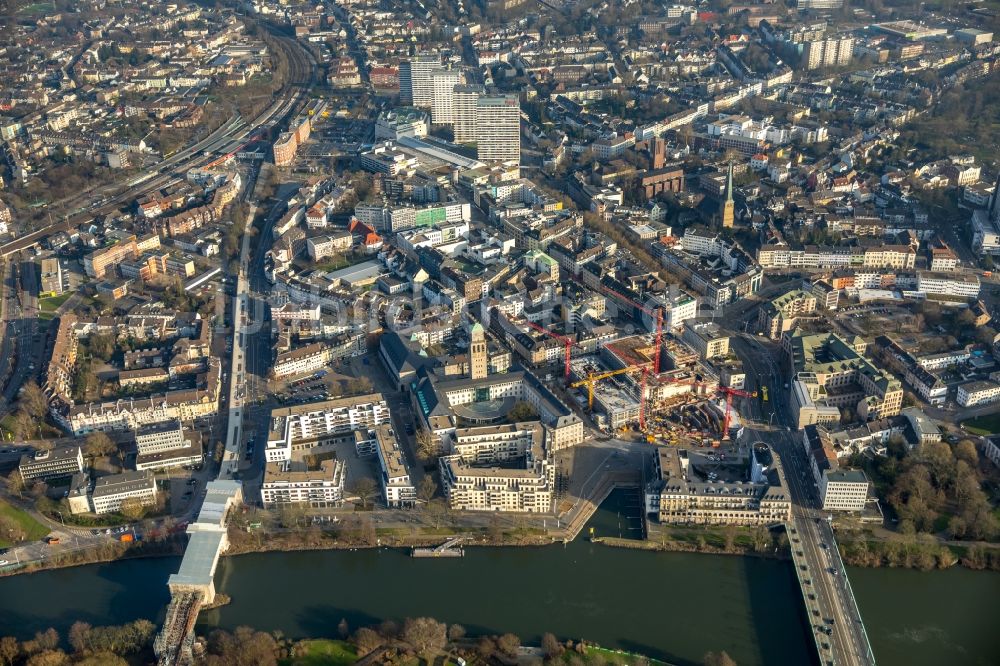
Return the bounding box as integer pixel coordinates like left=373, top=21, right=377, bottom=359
left=722, top=162, right=735, bottom=228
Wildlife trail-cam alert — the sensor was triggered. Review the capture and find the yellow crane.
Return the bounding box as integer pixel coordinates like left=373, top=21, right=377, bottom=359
left=570, top=367, right=638, bottom=410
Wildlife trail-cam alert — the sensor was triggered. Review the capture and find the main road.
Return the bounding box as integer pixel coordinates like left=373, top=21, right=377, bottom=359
left=733, top=334, right=876, bottom=666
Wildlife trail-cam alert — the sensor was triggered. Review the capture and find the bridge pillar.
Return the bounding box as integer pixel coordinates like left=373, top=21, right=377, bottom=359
left=203, top=579, right=216, bottom=605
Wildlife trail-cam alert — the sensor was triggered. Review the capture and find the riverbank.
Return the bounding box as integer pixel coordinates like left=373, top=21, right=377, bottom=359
left=0, top=536, right=185, bottom=579
left=7, top=517, right=1000, bottom=581
left=594, top=535, right=791, bottom=562
left=838, top=534, right=1000, bottom=572
left=2, top=514, right=999, bottom=665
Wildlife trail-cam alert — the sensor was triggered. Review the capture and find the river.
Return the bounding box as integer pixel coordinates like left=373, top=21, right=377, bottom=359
left=0, top=492, right=997, bottom=666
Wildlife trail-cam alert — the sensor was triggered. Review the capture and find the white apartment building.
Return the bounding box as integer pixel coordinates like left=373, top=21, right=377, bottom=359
left=90, top=470, right=158, bottom=515
left=266, top=394, right=391, bottom=463
left=916, top=271, right=981, bottom=299
left=306, top=232, right=352, bottom=261
left=272, top=343, right=337, bottom=379
left=272, top=303, right=322, bottom=322
left=399, top=53, right=442, bottom=107
left=374, top=424, right=416, bottom=507
left=439, top=455, right=555, bottom=513
left=820, top=469, right=869, bottom=512
left=453, top=84, right=485, bottom=143
left=134, top=420, right=185, bottom=455
left=681, top=321, right=730, bottom=359
left=261, top=459, right=346, bottom=508
left=431, top=69, right=462, bottom=124
left=476, top=95, right=520, bottom=163
left=449, top=422, right=543, bottom=463
left=957, top=380, right=1000, bottom=407
left=802, top=37, right=854, bottom=71
left=18, top=446, right=84, bottom=481
left=972, top=209, right=1000, bottom=255
left=930, top=248, right=959, bottom=272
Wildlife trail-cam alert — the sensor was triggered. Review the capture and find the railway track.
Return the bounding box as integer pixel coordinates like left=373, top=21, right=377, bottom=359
left=0, top=25, right=318, bottom=259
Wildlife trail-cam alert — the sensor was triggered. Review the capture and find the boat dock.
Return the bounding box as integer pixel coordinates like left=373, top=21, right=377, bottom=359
left=412, top=537, right=465, bottom=558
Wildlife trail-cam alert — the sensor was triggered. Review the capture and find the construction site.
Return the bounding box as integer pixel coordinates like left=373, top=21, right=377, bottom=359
left=556, top=332, right=754, bottom=447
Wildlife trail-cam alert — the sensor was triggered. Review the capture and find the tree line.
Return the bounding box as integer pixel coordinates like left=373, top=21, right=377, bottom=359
left=864, top=437, right=997, bottom=541
left=0, top=618, right=741, bottom=666
left=0, top=620, right=154, bottom=666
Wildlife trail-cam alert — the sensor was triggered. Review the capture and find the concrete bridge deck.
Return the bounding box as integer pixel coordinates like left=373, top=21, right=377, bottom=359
left=787, top=518, right=876, bottom=666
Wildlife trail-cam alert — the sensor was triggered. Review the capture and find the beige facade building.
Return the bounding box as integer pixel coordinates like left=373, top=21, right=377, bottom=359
left=758, top=289, right=818, bottom=340
left=785, top=331, right=903, bottom=429
left=646, top=447, right=791, bottom=526
left=440, top=456, right=554, bottom=512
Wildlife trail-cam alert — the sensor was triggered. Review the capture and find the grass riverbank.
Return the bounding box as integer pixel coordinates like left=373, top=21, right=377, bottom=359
left=0, top=500, right=49, bottom=548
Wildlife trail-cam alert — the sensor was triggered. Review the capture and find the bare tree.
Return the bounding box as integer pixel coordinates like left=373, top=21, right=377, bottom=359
left=352, top=627, right=383, bottom=656
left=0, top=636, right=19, bottom=666
left=5, top=470, right=25, bottom=499
left=541, top=633, right=563, bottom=659
left=351, top=477, right=379, bottom=509
left=496, top=633, right=521, bottom=658
left=414, top=429, right=441, bottom=465
left=119, top=497, right=148, bottom=521
left=416, top=475, right=437, bottom=503
left=84, top=432, right=117, bottom=461
left=401, top=617, right=447, bottom=659
left=447, top=624, right=466, bottom=642
left=18, top=381, right=48, bottom=420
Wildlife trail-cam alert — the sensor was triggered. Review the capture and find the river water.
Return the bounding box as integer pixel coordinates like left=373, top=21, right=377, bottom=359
left=0, top=492, right=997, bottom=666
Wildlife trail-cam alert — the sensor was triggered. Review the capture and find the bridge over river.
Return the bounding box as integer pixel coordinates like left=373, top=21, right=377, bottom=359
left=153, top=480, right=243, bottom=666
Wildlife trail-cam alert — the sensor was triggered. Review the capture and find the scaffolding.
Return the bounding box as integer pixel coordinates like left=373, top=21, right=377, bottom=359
left=154, top=590, right=203, bottom=666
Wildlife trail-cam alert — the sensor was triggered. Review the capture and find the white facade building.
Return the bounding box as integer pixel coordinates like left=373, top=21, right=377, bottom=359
left=431, top=69, right=462, bottom=124
left=957, top=380, right=1000, bottom=407
left=374, top=424, right=416, bottom=507
left=820, top=469, right=869, bottom=512
left=90, top=470, right=158, bottom=515
left=261, top=459, right=346, bottom=508
left=476, top=95, right=520, bottom=163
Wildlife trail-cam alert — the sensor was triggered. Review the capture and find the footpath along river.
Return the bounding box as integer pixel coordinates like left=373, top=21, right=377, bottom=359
left=0, top=490, right=997, bottom=665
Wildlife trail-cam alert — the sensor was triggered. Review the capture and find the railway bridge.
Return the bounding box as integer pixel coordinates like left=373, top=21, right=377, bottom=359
left=153, top=480, right=243, bottom=666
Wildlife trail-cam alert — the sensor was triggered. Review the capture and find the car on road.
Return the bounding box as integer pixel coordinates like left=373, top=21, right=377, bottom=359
left=820, top=542, right=828, bottom=550
left=90, top=529, right=100, bottom=535
left=0, top=560, right=9, bottom=566
left=828, top=568, right=838, bottom=575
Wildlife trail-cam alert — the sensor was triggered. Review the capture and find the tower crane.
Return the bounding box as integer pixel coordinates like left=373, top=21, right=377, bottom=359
left=571, top=366, right=691, bottom=430
left=598, top=284, right=665, bottom=374
left=716, top=385, right=757, bottom=439
left=518, top=316, right=582, bottom=383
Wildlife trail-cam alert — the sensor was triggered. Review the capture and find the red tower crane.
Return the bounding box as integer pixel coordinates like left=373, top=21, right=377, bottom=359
left=598, top=285, right=665, bottom=374
left=716, top=386, right=758, bottom=438
left=519, top=317, right=582, bottom=382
